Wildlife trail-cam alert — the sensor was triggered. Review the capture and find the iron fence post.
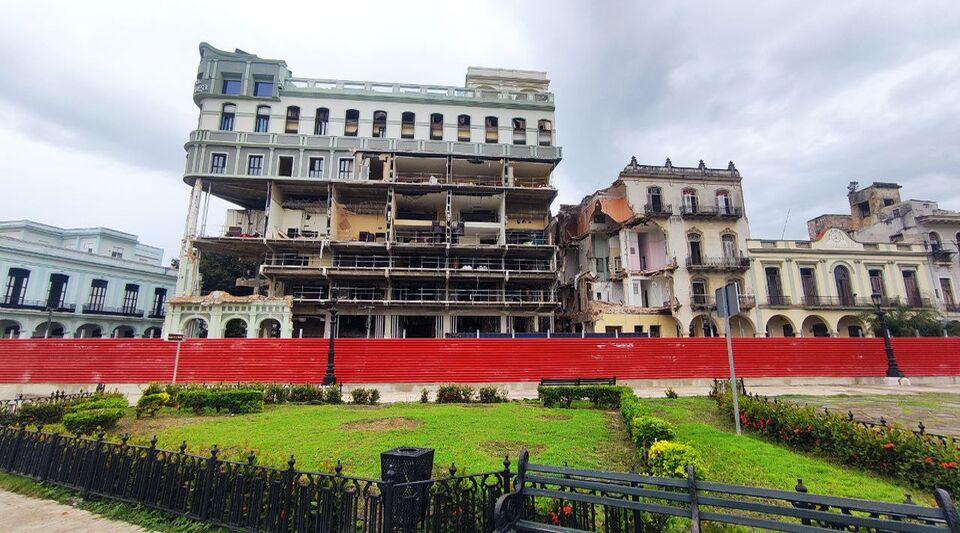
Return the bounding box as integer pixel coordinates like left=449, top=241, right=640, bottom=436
left=5, top=423, right=27, bottom=473
left=686, top=465, right=700, bottom=533
left=280, top=454, right=295, bottom=532
left=382, top=468, right=396, bottom=533
left=138, top=435, right=158, bottom=504
left=39, top=432, right=59, bottom=482
left=198, top=445, right=219, bottom=521
left=82, top=431, right=105, bottom=497
left=501, top=455, right=512, bottom=495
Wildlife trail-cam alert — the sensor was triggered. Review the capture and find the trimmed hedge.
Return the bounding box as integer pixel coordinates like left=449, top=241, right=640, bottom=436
left=63, top=408, right=124, bottom=435
left=538, top=385, right=631, bottom=408
left=136, top=392, right=170, bottom=418
left=16, top=402, right=65, bottom=425
left=714, top=387, right=960, bottom=495
left=647, top=441, right=707, bottom=478
left=177, top=389, right=264, bottom=414
left=66, top=395, right=128, bottom=413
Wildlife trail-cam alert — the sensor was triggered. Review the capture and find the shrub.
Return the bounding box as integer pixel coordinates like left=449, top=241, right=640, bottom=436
left=351, top=388, right=370, bottom=404
left=437, top=384, right=475, bottom=403
left=631, top=416, right=676, bottom=449
left=212, top=389, right=264, bottom=414
left=288, top=384, right=325, bottom=403
left=136, top=393, right=170, bottom=418
left=264, top=384, right=290, bottom=404
left=664, top=388, right=679, bottom=399
left=178, top=389, right=212, bottom=414
left=368, top=389, right=380, bottom=405
left=66, top=396, right=128, bottom=413
left=619, top=391, right=647, bottom=425
left=539, top=385, right=630, bottom=408
left=17, top=402, right=65, bottom=425
left=420, top=389, right=430, bottom=403
left=63, top=408, right=124, bottom=435
left=323, top=385, right=343, bottom=404
left=647, top=441, right=707, bottom=479
left=478, top=387, right=508, bottom=403
left=142, top=382, right=166, bottom=396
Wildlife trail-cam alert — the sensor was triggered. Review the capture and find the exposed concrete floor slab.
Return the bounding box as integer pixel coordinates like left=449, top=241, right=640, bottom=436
left=0, top=489, right=150, bottom=533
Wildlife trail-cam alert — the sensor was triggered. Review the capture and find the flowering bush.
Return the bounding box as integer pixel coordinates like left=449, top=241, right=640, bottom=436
left=714, top=388, right=960, bottom=494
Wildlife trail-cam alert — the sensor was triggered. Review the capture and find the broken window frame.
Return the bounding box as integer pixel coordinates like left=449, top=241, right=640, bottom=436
left=457, top=114, right=471, bottom=141
left=372, top=110, right=387, bottom=138
left=219, top=103, right=236, bottom=131
left=307, top=157, right=325, bottom=178
left=401, top=112, right=415, bottom=139
left=430, top=113, right=443, bottom=140
left=87, top=279, right=107, bottom=310
left=3, top=268, right=29, bottom=306
left=210, top=153, right=227, bottom=174
left=314, top=107, right=329, bottom=135
left=512, top=117, right=526, bottom=145
left=537, top=119, right=553, bottom=146
left=122, top=283, right=140, bottom=314
left=255, top=105, right=271, bottom=133
left=152, top=288, right=167, bottom=316
left=682, top=188, right=698, bottom=213
left=277, top=155, right=294, bottom=177
left=344, top=109, right=360, bottom=137
left=247, top=155, right=264, bottom=176
left=46, top=274, right=68, bottom=309
left=285, top=106, right=300, bottom=134
left=337, top=157, right=354, bottom=179
left=485, top=116, right=498, bottom=143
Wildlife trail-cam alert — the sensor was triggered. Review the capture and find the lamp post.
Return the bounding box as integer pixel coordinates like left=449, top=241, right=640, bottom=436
left=323, top=296, right=339, bottom=385
left=44, top=307, right=53, bottom=339
left=871, top=293, right=903, bottom=378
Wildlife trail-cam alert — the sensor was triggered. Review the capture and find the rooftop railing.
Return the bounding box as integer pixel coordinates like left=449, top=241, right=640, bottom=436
left=81, top=305, right=144, bottom=318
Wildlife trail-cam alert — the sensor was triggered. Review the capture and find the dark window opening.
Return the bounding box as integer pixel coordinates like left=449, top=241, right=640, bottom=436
left=688, top=234, right=703, bottom=265
left=401, top=112, right=415, bottom=139
left=512, top=118, right=526, bottom=145
left=457, top=114, right=471, bottom=141
left=285, top=106, right=300, bottom=134
left=538, top=119, right=553, bottom=146
left=46, top=274, right=68, bottom=309
left=224, top=318, right=247, bottom=338
left=397, top=315, right=438, bottom=338
left=455, top=315, right=499, bottom=334
left=811, top=323, right=830, bottom=337
left=278, top=156, right=294, bottom=177
left=883, top=198, right=895, bottom=207
left=122, top=284, right=139, bottom=313
left=372, top=110, right=387, bottom=138
left=344, top=109, right=359, bottom=136
left=3, top=268, right=30, bottom=306
left=430, top=113, right=443, bottom=140
left=857, top=201, right=870, bottom=218
left=247, top=155, right=264, bottom=176
left=314, top=108, right=329, bottom=135
left=485, top=116, right=498, bottom=143
left=152, top=288, right=167, bottom=316
left=88, top=279, right=107, bottom=311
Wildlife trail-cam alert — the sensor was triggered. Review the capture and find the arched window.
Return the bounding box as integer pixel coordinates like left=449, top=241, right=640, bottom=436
left=929, top=232, right=942, bottom=252
left=4, top=268, right=30, bottom=306
left=682, top=188, right=698, bottom=214
left=219, top=103, right=236, bottom=131
left=512, top=117, right=526, bottom=145
left=284, top=106, right=300, bottom=134
left=255, top=105, right=270, bottom=133
left=721, top=234, right=737, bottom=259
left=401, top=112, right=415, bottom=139
left=457, top=114, right=471, bottom=141
left=314, top=107, right=329, bottom=135
left=647, top=186, right=663, bottom=213
left=687, top=233, right=703, bottom=265
left=224, top=318, right=248, bottom=338
left=834, top=265, right=853, bottom=305
left=430, top=113, right=443, bottom=140
left=538, top=119, right=553, bottom=146
left=485, top=116, right=498, bottom=143
left=372, top=110, right=387, bottom=138
left=344, top=109, right=359, bottom=136
left=716, top=190, right=732, bottom=215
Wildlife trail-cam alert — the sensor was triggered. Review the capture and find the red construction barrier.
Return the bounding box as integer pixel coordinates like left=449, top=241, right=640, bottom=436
left=0, top=337, right=957, bottom=384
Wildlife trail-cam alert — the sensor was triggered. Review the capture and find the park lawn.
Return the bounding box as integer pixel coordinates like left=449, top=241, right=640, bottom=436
left=127, top=402, right=634, bottom=478
left=642, top=397, right=925, bottom=503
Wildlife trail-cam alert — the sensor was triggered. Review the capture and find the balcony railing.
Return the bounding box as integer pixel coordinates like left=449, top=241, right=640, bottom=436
left=394, top=229, right=446, bottom=244
left=945, top=303, right=960, bottom=313
left=686, top=255, right=750, bottom=270
left=148, top=309, right=166, bottom=319
left=505, top=230, right=548, bottom=245
left=931, top=249, right=956, bottom=263
left=799, top=296, right=870, bottom=309
left=690, top=295, right=715, bottom=310
left=680, top=205, right=743, bottom=219
left=643, top=203, right=673, bottom=217
left=0, top=299, right=76, bottom=312
left=739, top=294, right=757, bottom=309
left=766, top=295, right=792, bottom=307
left=82, top=305, right=144, bottom=318
left=289, top=286, right=555, bottom=305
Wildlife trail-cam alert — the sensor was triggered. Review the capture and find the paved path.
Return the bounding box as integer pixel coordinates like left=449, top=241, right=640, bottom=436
left=0, top=489, right=150, bottom=532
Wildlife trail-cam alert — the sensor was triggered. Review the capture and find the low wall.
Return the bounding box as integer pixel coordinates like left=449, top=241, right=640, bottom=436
left=0, top=337, right=958, bottom=385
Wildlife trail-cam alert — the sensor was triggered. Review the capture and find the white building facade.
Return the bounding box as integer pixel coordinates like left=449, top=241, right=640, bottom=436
left=0, top=220, right=177, bottom=339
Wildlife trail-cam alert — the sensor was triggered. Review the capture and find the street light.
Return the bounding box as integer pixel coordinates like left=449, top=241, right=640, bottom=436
left=871, top=293, right=903, bottom=378
left=323, top=296, right=339, bottom=385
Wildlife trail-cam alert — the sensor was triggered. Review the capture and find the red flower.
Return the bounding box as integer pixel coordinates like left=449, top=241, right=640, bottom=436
left=882, top=443, right=895, bottom=449
left=942, top=461, right=958, bottom=469
left=550, top=512, right=559, bottom=525
left=562, top=505, right=573, bottom=516
left=924, top=456, right=934, bottom=464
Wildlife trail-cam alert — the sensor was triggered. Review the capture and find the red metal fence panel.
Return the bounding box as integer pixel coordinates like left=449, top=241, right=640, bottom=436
left=0, top=337, right=957, bottom=384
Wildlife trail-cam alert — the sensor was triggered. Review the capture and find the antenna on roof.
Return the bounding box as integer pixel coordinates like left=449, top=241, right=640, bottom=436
left=780, top=208, right=791, bottom=240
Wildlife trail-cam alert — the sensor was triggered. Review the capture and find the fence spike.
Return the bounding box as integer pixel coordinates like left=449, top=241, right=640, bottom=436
left=918, top=421, right=925, bottom=434
left=334, top=459, right=342, bottom=475
left=179, top=440, right=187, bottom=453
left=503, top=454, right=511, bottom=472
left=903, top=493, right=915, bottom=505
left=880, top=416, right=887, bottom=426
left=150, top=435, right=158, bottom=448
left=36, top=424, right=44, bottom=432
left=848, top=410, right=854, bottom=420
left=247, top=451, right=256, bottom=465
left=449, top=462, right=457, bottom=477
left=287, top=454, right=296, bottom=470
left=97, top=430, right=105, bottom=441
left=795, top=478, right=807, bottom=493
left=121, top=434, right=129, bottom=446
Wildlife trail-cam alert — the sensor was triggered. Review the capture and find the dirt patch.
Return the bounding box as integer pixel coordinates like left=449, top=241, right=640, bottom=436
left=340, top=417, right=424, bottom=431
left=478, top=440, right=546, bottom=457
left=116, top=414, right=208, bottom=435
left=537, top=414, right=572, bottom=421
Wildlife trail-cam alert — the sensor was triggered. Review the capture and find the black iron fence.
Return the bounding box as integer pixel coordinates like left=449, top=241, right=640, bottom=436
left=0, top=425, right=510, bottom=533
left=1, top=388, right=101, bottom=413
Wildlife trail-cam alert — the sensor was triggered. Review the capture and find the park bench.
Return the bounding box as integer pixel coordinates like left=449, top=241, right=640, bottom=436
left=494, top=449, right=960, bottom=533
left=539, top=377, right=616, bottom=387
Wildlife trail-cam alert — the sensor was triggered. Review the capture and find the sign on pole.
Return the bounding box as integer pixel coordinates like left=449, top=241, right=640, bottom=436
left=167, top=333, right=184, bottom=384
left=715, top=283, right=742, bottom=436
left=167, top=333, right=184, bottom=341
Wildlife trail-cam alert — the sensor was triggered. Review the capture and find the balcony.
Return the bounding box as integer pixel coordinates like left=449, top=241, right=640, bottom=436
left=288, top=286, right=555, bottom=305
left=148, top=309, right=167, bottom=319
left=766, top=295, right=792, bottom=307
left=739, top=294, right=757, bottom=309
left=643, top=204, right=673, bottom=218
left=0, top=299, right=76, bottom=313
left=82, top=305, right=144, bottom=318
left=686, top=255, right=750, bottom=271
left=945, top=303, right=960, bottom=313
left=505, top=230, right=549, bottom=246
left=680, top=205, right=743, bottom=219
left=691, top=295, right=715, bottom=310
left=931, top=249, right=956, bottom=264
left=798, top=296, right=872, bottom=309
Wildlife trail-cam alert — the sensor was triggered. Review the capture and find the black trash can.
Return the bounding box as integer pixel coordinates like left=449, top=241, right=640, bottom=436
left=381, top=446, right=435, bottom=528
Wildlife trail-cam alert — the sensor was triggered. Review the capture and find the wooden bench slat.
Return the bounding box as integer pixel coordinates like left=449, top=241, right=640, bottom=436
left=698, top=509, right=848, bottom=533
left=515, top=519, right=588, bottom=533
left=524, top=473, right=691, bottom=503
left=527, top=463, right=687, bottom=488
left=524, top=487, right=692, bottom=519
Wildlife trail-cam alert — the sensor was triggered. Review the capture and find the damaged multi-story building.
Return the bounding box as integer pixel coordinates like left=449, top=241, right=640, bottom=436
left=554, top=157, right=752, bottom=337
left=166, top=43, right=560, bottom=338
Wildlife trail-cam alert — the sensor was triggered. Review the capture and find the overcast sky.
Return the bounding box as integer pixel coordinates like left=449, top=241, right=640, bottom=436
left=1, top=1, right=959, bottom=262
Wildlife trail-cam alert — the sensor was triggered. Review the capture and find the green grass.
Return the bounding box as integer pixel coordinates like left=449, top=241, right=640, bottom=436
left=0, top=471, right=225, bottom=533
left=643, top=397, right=927, bottom=503
left=131, top=402, right=634, bottom=478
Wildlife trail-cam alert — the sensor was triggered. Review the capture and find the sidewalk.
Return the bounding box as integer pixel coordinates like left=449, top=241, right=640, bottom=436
left=0, top=489, right=149, bottom=533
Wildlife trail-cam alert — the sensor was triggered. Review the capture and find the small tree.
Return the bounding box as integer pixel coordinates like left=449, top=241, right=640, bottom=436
left=858, top=305, right=947, bottom=337
left=199, top=252, right=260, bottom=296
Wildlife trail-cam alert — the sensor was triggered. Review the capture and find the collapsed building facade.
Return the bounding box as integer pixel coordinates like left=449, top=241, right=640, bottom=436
left=166, top=43, right=560, bottom=338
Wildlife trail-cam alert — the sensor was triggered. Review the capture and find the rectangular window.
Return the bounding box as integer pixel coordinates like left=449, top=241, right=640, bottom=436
left=650, top=325, right=661, bottom=338
left=122, top=284, right=139, bottom=314
left=800, top=267, right=817, bottom=305
left=88, top=279, right=107, bottom=310
left=632, top=282, right=639, bottom=295
left=253, top=80, right=273, bottom=97
left=247, top=155, right=264, bottom=176
left=219, top=104, right=236, bottom=131
left=307, top=157, right=324, bottom=178
left=338, top=158, right=354, bottom=179
left=221, top=78, right=241, bottom=95
left=255, top=106, right=270, bottom=132
left=47, top=274, right=68, bottom=309
left=152, top=288, right=167, bottom=316
left=278, top=156, right=294, bottom=177
left=3, top=268, right=29, bottom=306
left=111, top=247, right=124, bottom=259
left=457, top=115, right=471, bottom=142
left=210, top=153, right=227, bottom=174
left=512, top=118, right=526, bottom=145
left=430, top=114, right=443, bottom=140
left=869, top=269, right=885, bottom=298
left=314, top=108, right=329, bottom=135
left=285, top=107, right=300, bottom=134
